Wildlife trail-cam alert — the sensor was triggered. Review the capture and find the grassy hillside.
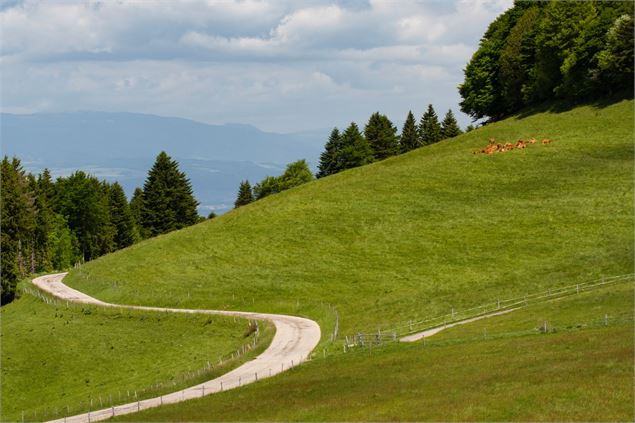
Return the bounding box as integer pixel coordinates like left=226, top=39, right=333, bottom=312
left=116, top=282, right=633, bottom=421
left=1, top=286, right=273, bottom=422
left=66, top=100, right=633, bottom=342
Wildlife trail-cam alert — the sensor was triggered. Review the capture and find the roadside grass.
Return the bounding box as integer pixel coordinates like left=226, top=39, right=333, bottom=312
left=0, top=283, right=274, bottom=422
left=64, top=100, right=633, bottom=344
left=112, top=282, right=634, bottom=421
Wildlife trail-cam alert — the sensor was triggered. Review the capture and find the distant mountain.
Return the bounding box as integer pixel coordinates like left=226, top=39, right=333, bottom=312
left=0, top=111, right=328, bottom=214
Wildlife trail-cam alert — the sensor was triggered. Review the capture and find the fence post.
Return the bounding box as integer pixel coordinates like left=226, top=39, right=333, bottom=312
left=605, top=314, right=608, bottom=326
left=576, top=284, right=580, bottom=294
left=497, top=298, right=500, bottom=309
left=451, top=308, right=454, bottom=319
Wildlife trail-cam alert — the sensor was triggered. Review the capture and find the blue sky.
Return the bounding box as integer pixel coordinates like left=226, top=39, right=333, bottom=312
left=0, top=0, right=511, bottom=132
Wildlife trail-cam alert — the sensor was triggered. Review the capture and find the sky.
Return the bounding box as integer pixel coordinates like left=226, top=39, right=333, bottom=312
left=0, top=0, right=512, bottom=133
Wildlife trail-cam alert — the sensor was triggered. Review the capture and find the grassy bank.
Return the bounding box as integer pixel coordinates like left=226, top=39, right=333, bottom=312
left=114, top=282, right=633, bottom=421
left=65, top=100, right=633, bottom=342
left=1, top=284, right=273, bottom=422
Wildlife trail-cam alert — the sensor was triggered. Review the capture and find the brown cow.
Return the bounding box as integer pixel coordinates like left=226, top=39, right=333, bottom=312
left=516, top=140, right=526, bottom=149
left=542, top=139, right=552, bottom=144
left=528, top=138, right=536, bottom=144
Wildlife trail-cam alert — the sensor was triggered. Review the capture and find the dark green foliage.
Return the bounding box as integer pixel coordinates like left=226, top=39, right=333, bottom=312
left=441, top=109, right=463, bottom=139
left=1, top=157, right=21, bottom=304
left=109, top=182, right=138, bottom=249
left=207, top=211, right=217, bottom=220
left=234, top=180, right=254, bottom=208
left=141, top=152, right=199, bottom=237
left=55, top=171, right=114, bottom=261
left=338, top=122, right=374, bottom=169
left=596, top=13, right=634, bottom=94
left=364, top=112, right=399, bottom=160
left=400, top=111, right=420, bottom=153
left=460, top=0, right=634, bottom=120
left=317, top=128, right=343, bottom=178
left=129, top=187, right=145, bottom=238
left=253, top=176, right=280, bottom=200
left=254, top=160, right=313, bottom=200
left=419, top=104, right=443, bottom=145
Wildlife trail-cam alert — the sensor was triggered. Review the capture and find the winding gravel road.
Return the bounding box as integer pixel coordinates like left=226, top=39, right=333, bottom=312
left=32, top=273, right=321, bottom=423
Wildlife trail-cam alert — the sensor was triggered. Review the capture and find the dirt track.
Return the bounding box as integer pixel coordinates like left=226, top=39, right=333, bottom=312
left=32, top=273, right=321, bottom=423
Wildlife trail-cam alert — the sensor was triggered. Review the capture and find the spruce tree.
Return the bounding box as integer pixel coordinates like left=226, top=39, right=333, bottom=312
left=1, top=157, right=20, bottom=304
left=141, top=151, right=199, bottom=237
left=317, top=128, right=343, bottom=178
left=400, top=110, right=420, bottom=153
left=419, top=104, right=443, bottom=145
left=234, top=180, right=254, bottom=208
left=441, top=109, right=463, bottom=139
left=109, top=182, right=137, bottom=249
left=364, top=112, right=399, bottom=160
left=129, top=187, right=145, bottom=238
left=339, top=122, right=374, bottom=170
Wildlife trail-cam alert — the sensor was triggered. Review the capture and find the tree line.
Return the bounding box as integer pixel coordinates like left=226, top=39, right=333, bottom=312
left=459, top=1, right=634, bottom=121
left=0, top=151, right=198, bottom=304
left=233, top=105, right=462, bottom=208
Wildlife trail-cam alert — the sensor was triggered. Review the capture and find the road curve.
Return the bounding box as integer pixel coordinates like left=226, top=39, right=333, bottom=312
left=32, top=273, right=321, bottom=423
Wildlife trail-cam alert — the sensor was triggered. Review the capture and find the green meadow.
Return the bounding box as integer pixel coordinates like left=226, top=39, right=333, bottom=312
left=0, top=285, right=273, bottom=422
left=65, top=100, right=633, bottom=344
left=116, top=281, right=633, bottom=421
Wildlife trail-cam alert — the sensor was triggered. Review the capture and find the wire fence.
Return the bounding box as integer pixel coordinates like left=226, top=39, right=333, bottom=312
left=15, top=285, right=267, bottom=423
left=342, top=273, right=634, bottom=349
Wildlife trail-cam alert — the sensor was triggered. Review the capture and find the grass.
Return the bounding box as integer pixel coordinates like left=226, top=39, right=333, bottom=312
left=0, top=283, right=274, bottom=422
left=113, top=282, right=634, bottom=421
left=64, top=99, right=634, bottom=345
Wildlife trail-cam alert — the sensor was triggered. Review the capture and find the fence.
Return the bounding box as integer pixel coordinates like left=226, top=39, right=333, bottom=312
left=343, top=273, right=634, bottom=349
left=15, top=285, right=266, bottom=423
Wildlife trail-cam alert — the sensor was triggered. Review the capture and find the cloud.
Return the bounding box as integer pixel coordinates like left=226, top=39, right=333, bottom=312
left=0, top=0, right=513, bottom=131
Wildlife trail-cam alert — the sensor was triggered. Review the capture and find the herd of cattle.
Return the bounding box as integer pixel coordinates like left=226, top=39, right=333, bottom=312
left=474, top=137, right=553, bottom=155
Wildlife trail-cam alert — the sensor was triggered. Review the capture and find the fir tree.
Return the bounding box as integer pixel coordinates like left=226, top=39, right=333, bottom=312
left=141, top=151, right=199, bottom=237
left=317, top=128, right=343, bottom=178
left=419, top=104, right=443, bottom=145
left=364, top=112, right=399, bottom=160
left=109, top=182, right=138, bottom=249
left=339, top=122, right=374, bottom=170
left=234, top=180, right=254, bottom=208
left=400, top=110, right=420, bottom=153
left=441, top=109, right=463, bottom=139
left=129, top=187, right=145, bottom=238
left=1, top=157, right=20, bottom=304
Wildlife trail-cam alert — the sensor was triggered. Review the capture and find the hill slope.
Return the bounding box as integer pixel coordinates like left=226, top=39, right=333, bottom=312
left=66, top=100, right=634, bottom=339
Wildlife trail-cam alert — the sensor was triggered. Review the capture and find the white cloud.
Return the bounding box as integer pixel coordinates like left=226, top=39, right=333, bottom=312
left=1, top=0, right=513, bottom=131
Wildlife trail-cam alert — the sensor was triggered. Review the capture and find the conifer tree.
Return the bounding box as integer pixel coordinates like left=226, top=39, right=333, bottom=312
left=129, top=187, right=145, bottom=237
left=441, top=109, right=463, bottom=139
left=317, top=128, right=343, bottom=178
left=55, top=171, right=114, bottom=261
left=109, top=182, right=137, bottom=249
left=141, top=151, right=199, bottom=237
left=364, top=112, right=399, bottom=160
left=419, top=104, right=443, bottom=145
left=339, top=122, right=374, bottom=170
left=400, top=110, right=420, bottom=153
left=1, top=157, right=20, bottom=304
left=234, top=180, right=254, bottom=208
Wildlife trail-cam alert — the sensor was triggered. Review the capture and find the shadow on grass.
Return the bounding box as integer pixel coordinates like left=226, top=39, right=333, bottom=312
left=513, top=90, right=633, bottom=121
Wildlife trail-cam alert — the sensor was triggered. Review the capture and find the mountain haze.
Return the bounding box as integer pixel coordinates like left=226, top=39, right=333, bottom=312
left=1, top=112, right=327, bottom=214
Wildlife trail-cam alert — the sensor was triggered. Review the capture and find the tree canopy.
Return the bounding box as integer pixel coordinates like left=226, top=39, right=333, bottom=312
left=459, top=1, right=634, bottom=120
left=141, top=151, right=199, bottom=237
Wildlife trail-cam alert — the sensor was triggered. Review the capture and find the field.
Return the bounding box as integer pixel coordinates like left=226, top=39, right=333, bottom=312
left=46, top=100, right=634, bottom=420
left=0, top=284, right=273, bottom=422
left=65, top=100, right=634, bottom=342
left=113, top=281, right=633, bottom=421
